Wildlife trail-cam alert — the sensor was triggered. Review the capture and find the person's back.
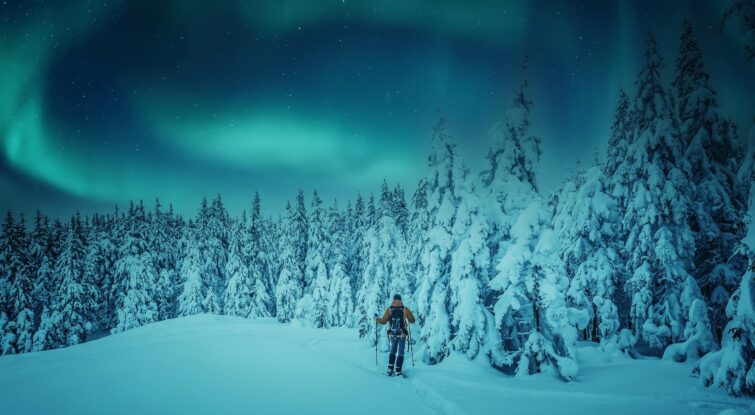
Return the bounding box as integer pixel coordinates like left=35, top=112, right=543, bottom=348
left=376, top=294, right=415, bottom=376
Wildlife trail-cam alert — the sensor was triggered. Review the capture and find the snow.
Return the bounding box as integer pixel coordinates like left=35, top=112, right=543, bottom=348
left=0, top=315, right=749, bottom=415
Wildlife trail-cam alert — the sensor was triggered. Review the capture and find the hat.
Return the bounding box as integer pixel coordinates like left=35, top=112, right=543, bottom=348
left=393, top=294, right=402, bottom=301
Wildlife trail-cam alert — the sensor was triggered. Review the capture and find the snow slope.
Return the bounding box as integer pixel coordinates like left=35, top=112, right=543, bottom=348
left=0, top=315, right=750, bottom=415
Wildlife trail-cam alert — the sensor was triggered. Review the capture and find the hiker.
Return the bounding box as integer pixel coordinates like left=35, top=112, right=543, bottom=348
left=375, top=294, right=416, bottom=376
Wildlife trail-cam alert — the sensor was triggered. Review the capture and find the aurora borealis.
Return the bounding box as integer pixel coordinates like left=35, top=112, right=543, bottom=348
left=1, top=1, right=753, bottom=217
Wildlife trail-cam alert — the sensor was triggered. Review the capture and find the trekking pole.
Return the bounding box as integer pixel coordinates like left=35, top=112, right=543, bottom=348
left=408, top=323, right=415, bottom=367
left=374, top=314, right=378, bottom=366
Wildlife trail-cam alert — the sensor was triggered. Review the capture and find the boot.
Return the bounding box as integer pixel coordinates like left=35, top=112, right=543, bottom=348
left=387, top=353, right=396, bottom=376
left=395, top=356, right=405, bottom=376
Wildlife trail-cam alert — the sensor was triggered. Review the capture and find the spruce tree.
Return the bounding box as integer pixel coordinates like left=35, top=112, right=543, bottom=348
left=673, top=21, right=747, bottom=338
left=151, top=199, right=179, bottom=321
left=328, top=252, right=353, bottom=327
left=553, top=165, right=622, bottom=346
left=53, top=215, right=94, bottom=346
left=178, top=228, right=206, bottom=317
left=275, top=202, right=304, bottom=323
left=113, top=202, right=158, bottom=333
left=223, top=217, right=255, bottom=318
left=415, top=119, right=459, bottom=363
left=449, top=164, right=490, bottom=359
left=621, top=34, right=696, bottom=351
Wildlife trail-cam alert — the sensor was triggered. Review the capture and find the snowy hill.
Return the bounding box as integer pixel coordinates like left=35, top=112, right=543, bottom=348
left=0, top=315, right=751, bottom=415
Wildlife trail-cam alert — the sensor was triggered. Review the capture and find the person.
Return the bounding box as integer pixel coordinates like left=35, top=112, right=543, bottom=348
left=375, top=294, right=416, bottom=376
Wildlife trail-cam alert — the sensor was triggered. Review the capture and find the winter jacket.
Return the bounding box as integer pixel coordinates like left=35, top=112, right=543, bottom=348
left=376, top=300, right=416, bottom=337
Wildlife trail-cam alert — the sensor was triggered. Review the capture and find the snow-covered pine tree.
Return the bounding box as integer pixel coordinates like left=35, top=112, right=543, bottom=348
left=480, top=75, right=542, bottom=287
left=694, top=175, right=755, bottom=396
left=309, top=256, right=330, bottom=328
left=491, top=201, right=581, bottom=380
left=51, top=214, right=95, bottom=346
left=484, top=75, right=580, bottom=379
left=2, top=214, right=34, bottom=354
left=150, top=199, right=179, bottom=321
left=392, top=183, right=409, bottom=236
left=0, top=212, right=18, bottom=354
left=673, top=21, right=747, bottom=338
left=415, top=119, right=458, bottom=363
left=304, top=191, right=328, bottom=290
left=223, top=216, right=255, bottom=318
left=553, top=165, right=622, bottom=346
left=247, top=192, right=272, bottom=317
left=449, top=163, right=490, bottom=360
left=29, top=213, right=55, bottom=337
left=293, top=190, right=309, bottom=277
left=202, top=195, right=230, bottom=312
left=263, top=214, right=283, bottom=317
left=178, top=224, right=206, bottom=317
left=604, top=90, right=633, bottom=211
left=298, top=191, right=329, bottom=323
left=347, top=194, right=367, bottom=303
left=82, top=213, right=117, bottom=332
left=325, top=200, right=343, bottom=278
left=112, top=201, right=158, bottom=333
left=357, top=181, right=410, bottom=346
left=275, top=202, right=304, bottom=323
left=328, top=252, right=353, bottom=327
left=323, top=199, right=353, bottom=327
left=99, top=206, right=127, bottom=329
left=407, top=179, right=430, bottom=288
left=621, top=34, right=696, bottom=351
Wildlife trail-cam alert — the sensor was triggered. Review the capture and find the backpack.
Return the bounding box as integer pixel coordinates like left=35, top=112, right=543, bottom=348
left=388, top=306, right=406, bottom=336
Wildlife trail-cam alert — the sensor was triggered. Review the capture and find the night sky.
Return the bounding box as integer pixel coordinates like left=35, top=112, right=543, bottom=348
left=1, top=0, right=753, bottom=218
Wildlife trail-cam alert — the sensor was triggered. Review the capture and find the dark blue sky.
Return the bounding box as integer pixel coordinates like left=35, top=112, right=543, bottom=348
left=1, top=0, right=753, bottom=218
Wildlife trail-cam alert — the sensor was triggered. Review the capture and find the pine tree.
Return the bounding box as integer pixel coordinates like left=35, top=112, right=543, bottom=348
left=2, top=214, right=34, bottom=354
left=151, top=199, right=179, bottom=321
left=52, top=215, right=94, bottom=346
left=309, top=258, right=330, bottom=328
left=28, top=211, right=51, bottom=316
left=449, top=164, right=490, bottom=359
left=82, top=214, right=117, bottom=331
left=113, top=202, right=158, bottom=333
left=553, top=165, right=622, bottom=346
left=249, top=192, right=273, bottom=316
left=13, top=216, right=34, bottom=353
left=673, top=21, right=747, bottom=338
left=491, top=201, right=580, bottom=380
left=415, top=119, right=459, bottom=363
left=203, top=195, right=230, bottom=311
left=275, top=202, right=304, bottom=323
left=621, top=34, right=696, bottom=351
left=392, top=183, right=409, bottom=235
left=300, top=191, right=328, bottom=322
left=407, top=179, right=430, bottom=286
left=695, top=177, right=755, bottom=396
left=178, top=231, right=206, bottom=317
left=293, top=190, right=309, bottom=276
left=328, top=253, right=353, bottom=327
left=480, top=75, right=542, bottom=282
left=223, top=218, right=255, bottom=318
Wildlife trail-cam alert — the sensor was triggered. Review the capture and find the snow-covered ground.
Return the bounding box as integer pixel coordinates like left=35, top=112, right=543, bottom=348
left=0, top=315, right=751, bottom=415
